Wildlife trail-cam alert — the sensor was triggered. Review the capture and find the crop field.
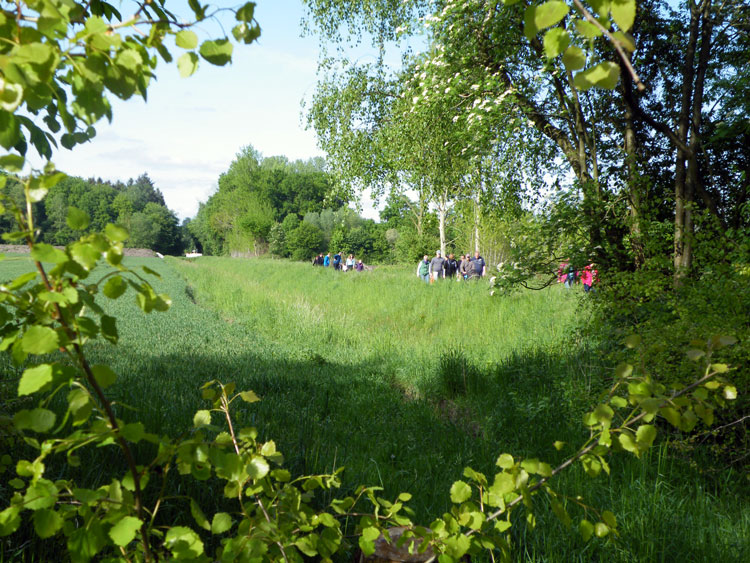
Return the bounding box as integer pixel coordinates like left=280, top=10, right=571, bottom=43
left=1, top=255, right=748, bottom=561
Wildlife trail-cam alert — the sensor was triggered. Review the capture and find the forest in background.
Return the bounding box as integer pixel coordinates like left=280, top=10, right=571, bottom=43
left=0, top=173, right=186, bottom=255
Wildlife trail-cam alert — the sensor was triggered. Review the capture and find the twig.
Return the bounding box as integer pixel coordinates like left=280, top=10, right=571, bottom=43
left=571, top=0, right=646, bottom=92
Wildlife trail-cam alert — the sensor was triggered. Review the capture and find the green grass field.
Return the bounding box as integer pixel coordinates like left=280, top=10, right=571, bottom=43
left=1, top=255, right=748, bottom=561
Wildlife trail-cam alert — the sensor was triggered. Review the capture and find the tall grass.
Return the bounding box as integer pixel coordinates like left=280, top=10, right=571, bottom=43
left=1, top=255, right=747, bottom=561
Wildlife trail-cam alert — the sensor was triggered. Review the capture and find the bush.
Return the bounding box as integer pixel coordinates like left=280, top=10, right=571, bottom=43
left=287, top=221, right=324, bottom=261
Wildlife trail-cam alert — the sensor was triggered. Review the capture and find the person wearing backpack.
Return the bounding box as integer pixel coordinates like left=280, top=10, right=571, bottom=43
left=416, top=255, right=430, bottom=283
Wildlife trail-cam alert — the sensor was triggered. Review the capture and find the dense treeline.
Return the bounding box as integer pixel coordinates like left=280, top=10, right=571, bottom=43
left=190, top=145, right=397, bottom=262
left=0, top=172, right=187, bottom=255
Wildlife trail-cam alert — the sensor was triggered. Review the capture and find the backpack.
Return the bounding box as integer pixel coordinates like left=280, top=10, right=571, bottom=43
left=419, top=261, right=429, bottom=276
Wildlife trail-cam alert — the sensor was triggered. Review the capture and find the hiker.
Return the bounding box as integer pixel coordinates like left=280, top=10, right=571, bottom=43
left=444, top=253, right=459, bottom=279
left=564, top=266, right=575, bottom=288
left=324, top=253, right=331, bottom=267
left=346, top=254, right=355, bottom=271
left=355, top=259, right=364, bottom=272
left=464, top=256, right=477, bottom=280
left=430, top=250, right=446, bottom=282
left=557, top=261, right=569, bottom=283
left=472, top=251, right=486, bottom=278
left=459, top=255, right=470, bottom=280
left=333, top=251, right=342, bottom=270
left=581, top=263, right=597, bottom=292
left=416, top=255, right=430, bottom=283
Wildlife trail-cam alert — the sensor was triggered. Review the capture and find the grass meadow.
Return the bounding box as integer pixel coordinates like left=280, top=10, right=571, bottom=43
left=1, top=255, right=748, bottom=561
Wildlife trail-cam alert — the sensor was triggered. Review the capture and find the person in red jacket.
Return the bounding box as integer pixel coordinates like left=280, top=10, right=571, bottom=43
left=580, top=263, right=598, bottom=292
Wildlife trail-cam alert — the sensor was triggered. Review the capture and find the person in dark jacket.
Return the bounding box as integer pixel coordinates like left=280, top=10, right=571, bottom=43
left=472, top=251, right=486, bottom=278
left=444, top=253, right=459, bottom=279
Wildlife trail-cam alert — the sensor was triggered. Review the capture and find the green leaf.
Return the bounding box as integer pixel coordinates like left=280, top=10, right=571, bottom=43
left=444, top=533, right=471, bottom=559
left=711, top=363, right=729, bottom=374
left=0, top=81, right=24, bottom=112
left=91, top=365, right=116, bottom=389
left=236, top=2, right=256, bottom=22
left=190, top=499, right=211, bottom=531
left=30, top=243, right=67, bottom=264
left=103, top=276, right=127, bottom=299
left=0, top=506, right=21, bottom=537
left=595, top=522, right=610, bottom=537
left=121, top=422, right=145, bottom=443
left=496, top=453, right=514, bottom=469
left=101, top=315, right=118, bottom=343
left=624, top=334, right=641, bottom=348
left=562, top=46, right=586, bottom=71
left=199, top=39, right=233, bottom=66
left=581, top=454, right=601, bottom=477
left=610, top=396, right=627, bottom=408
left=211, top=512, right=233, bottom=534
left=612, top=31, right=636, bottom=52
left=686, top=349, right=705, bottom=361
left=165, top=526, right=204, bottom=558
left=615, top=363, right=633, bottom=378
left=543, top=28, right=570, bottom=59
left=7, top=271, right=37, bottom=290
left=193, top=409, right=211, bottom=427
left=247, top=455, right=269, bottom=479
left=240, top=390, right=260, bottom=403
left=66, top=206, right=90, bottom=230
left=618, top=431, right=637, bottom=453
left=21, top=326, right=59, bottom=355
left=176, top=30, right=199, bottom=49
left=602, top=510, right=617, bottom=529
left=723, top=385, right=737, bottom=400
left=105, top=223, right=129, bottom=242
left=524, top=2, right=570, bottom=40
left=450, top=480, right=472, bottom=503
left=67, top=524, right=106, bottom=561
left=579, top=519, right=594, bottom=541
left=574, top=62, right=621, bottom=90
left=70, top=242, right=101, bottom=271
left=24, top=479, right=57, bottom=510
left=18, top=364, right=53, bottom=396
left=575, top=20, right=603, bottom=39
left=0, top=114, right=21, bottom=151
left=14, top=408, right=56, bottom=432
left=177, top=52, right=200, bottom=78
left=610, top=0, right=636, bottom=32
left=660, top=407, right=681, bottom=428
left=589, top=0, right=612, bottom=19
left=489, top=472, right=515, bottom=496
left=109, top=516, right=142, bottom=547
left=636, top=424, right=657, bottom=449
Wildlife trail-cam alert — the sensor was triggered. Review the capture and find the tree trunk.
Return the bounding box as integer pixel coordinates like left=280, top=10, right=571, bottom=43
left=673, top=1, right=703, bottom=286
left=437, top=188, right=448, bottom=257
left=624, top=102, right=645, bottom=268
left=474, top=192, right=481, bottom=254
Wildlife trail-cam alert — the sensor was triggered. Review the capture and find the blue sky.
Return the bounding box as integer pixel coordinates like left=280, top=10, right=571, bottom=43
left=49, top=1, right=336, bottom=220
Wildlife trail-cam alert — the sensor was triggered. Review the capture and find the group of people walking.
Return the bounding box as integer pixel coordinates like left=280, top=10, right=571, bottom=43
left=557, top=261, right=598, bottom=292
left=312, top=252, right=365, bottom=272
left=417, top=250, right=486, bottom=283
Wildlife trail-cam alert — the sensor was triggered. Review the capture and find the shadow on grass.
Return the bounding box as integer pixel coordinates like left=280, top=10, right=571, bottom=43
left=3, top=331, right=747, bottom=562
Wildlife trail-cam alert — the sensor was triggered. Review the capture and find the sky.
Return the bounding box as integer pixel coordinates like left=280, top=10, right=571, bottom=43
left=42, top=1, right=381, bottom=221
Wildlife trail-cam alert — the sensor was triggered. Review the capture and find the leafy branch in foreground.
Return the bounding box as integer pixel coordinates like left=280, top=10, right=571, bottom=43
left=0, top=182, right=738, bottom=561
